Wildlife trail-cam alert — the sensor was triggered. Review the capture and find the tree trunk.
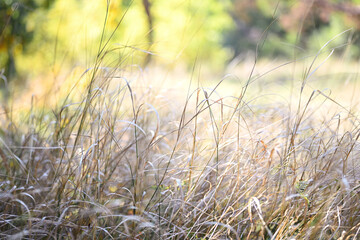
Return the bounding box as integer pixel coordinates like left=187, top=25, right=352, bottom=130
left=142, top=0, right=153, bottom=66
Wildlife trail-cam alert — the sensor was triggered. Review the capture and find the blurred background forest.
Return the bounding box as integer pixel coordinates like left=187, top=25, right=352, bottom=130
left=1, top=0, right=360, bottom=90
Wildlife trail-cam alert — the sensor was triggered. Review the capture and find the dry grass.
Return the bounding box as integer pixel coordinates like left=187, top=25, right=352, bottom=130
left=1, top=51, right=360, bottom=240
left=2, top=6, right=360, bottom=239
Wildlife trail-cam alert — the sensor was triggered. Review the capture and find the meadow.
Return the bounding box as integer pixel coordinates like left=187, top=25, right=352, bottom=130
left=1, top=46, right=360, bottom=240
left=2, top=2, right=360, bottom=240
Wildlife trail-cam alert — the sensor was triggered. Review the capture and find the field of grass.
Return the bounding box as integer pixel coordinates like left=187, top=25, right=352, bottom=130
left=2, top=17, right=360, bottom=240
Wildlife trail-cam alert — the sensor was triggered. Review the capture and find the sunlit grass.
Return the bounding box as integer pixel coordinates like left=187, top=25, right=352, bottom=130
left=1, top=47, right=360, bottom=239
left=2, top=2, right=360, bottom=239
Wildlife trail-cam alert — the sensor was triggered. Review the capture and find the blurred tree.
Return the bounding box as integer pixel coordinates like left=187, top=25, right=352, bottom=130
left=2, top=0, right=360, bottom=82
left=225, top=0, right=360, bottom=59
left=224, top=0, right=287, bottom=60
left=279, top=0, right=360, bottom=33
left=107, top=0, right=232, bottom=69
left=0, top=0, right=54, bottom=84
left=141, top=0, right=153, bottom=66
left=279, top=0, right=360, bottom=56
left=1, top=0, right=233, bottom=77
left=152, top=0, right=232, bottom=69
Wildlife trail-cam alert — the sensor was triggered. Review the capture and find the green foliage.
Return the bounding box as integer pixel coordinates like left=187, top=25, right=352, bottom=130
left=151, top=0, right=233, bottom=69
left=2, top=0, right=360, bottom=81
left=0, top=0, right=54, bottom=82
left=11, top=0, right=234, bottom=77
